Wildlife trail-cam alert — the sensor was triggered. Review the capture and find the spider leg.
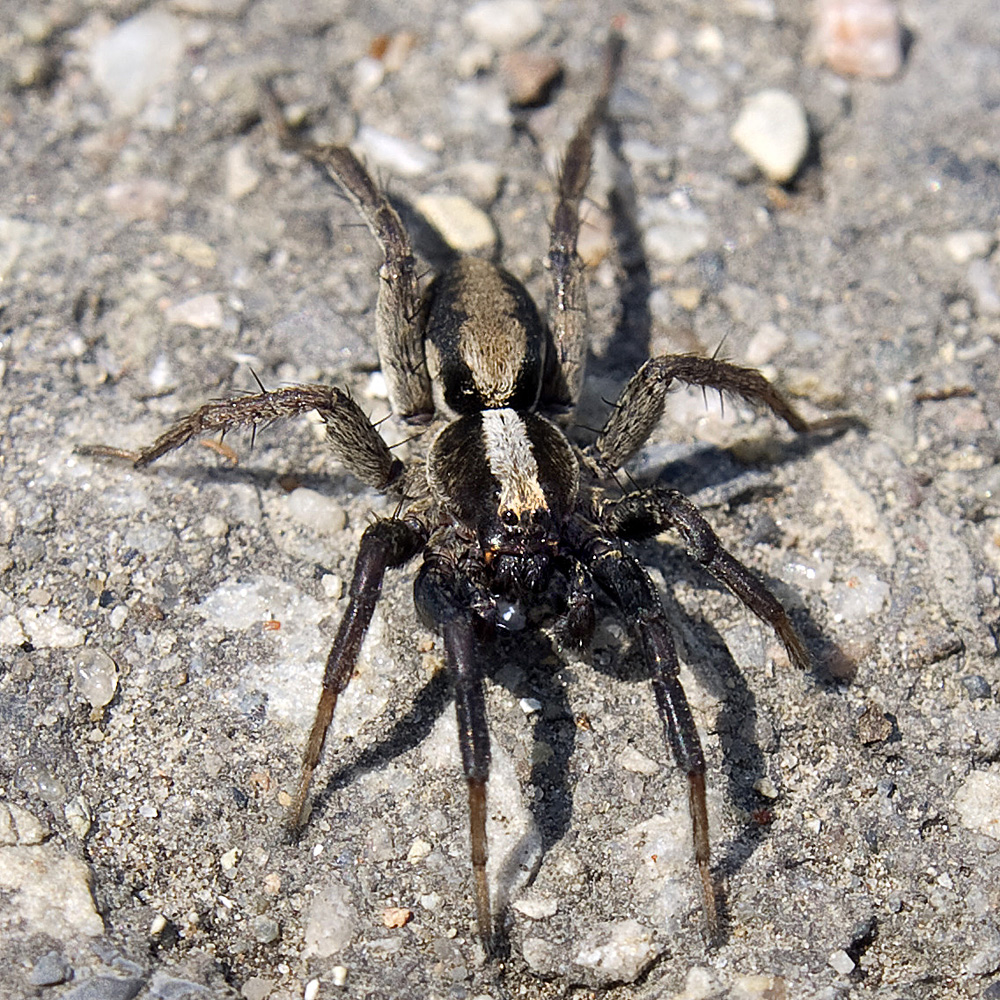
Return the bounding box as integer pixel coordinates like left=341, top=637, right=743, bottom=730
left=262, top=86, right=432, bottom=422
left=596, top=354, right=813, bottom=470
left=577, top=532, right=718, bottom=935
left=289, top=516, right=426, bottom=830
left=414, top=556, right=495, bottom=953
left=81, top=384, right=407, bottom=494
left=602, top=487, right=810, bottom=671
left=543, top=30, right=625, bottom=413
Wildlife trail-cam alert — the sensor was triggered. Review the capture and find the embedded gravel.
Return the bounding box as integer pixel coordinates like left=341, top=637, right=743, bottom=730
left=1, top=2, right=999, bottom=999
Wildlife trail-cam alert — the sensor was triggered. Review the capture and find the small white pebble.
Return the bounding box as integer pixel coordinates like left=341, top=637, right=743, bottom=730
left=304, top=978, right=320, bottom=1000
left=73, top=648, right=119, bottom=710
left=415, top=193, right=496, bottom=253
left=513, top=895, right=558, bottom=919
left=618, top=746, right=660, bottom=776
left=109, top=606, right=128, bottom=631
left=165, top=293, right=224, bottom=330
left=355, top=125, right=439, bottom=177
left=518, top=697, right=542, bottom=715
left=828, top=948, right=856, bottom=975
left=462, top=0, right=543, bottom=50
left=150, top=914, right=167, bottom=936
left=754, top=776, right=779, bottom=799
left=943, top=230, right=994, bottom=265
left=731, top=89, right=810, bottom=183
left=331, top=966, right=348, bottom=987
left=312, top=843, right=324, bottom=858
left=407, top=837, right=432, bottom=863
left=219, top=847, right=240, bottom=871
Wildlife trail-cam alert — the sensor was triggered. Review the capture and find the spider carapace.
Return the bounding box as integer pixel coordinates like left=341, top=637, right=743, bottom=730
left=84, top=31, right=830, bottom=953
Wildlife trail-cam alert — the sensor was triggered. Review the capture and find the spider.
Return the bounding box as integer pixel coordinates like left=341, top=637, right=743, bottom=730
left=84, top=32, right=831, bottom=952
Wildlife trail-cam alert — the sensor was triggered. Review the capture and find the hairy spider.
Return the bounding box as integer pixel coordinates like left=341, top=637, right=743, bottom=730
left=85, top=33, right=830, bottom=951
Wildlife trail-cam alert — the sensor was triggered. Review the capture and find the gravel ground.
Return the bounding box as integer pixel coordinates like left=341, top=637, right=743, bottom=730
left=2, top=1, right=999, bottom=999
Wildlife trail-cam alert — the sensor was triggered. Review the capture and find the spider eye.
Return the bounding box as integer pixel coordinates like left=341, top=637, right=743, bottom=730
left=500, top=509, right=519, bottom=527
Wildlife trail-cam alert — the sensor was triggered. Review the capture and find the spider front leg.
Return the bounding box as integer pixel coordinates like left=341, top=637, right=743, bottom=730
left=596, top=354, right=813, bottom=470
left=290, top=516, right=426, bottom=830
left=578, top=534, right=718, bottom=935
left=414, top=555, right=496, bottom=953
left=263, top=86, right=432, bottom=422
left=543, top=30, right=624, bottom=412
left=81, top=383, right=406, bottom=494
left=602, top=487, right=810, bottom=671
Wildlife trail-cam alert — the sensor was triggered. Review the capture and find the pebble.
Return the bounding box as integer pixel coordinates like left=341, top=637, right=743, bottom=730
left=302, top=880, right=358, bottom=958
left=163, top=232, right=217, bottom=269
left=0, top=802, right=49, bottom=845
left=406, top=837, right=432, bottom=863
left=241, top=977, right=274, bottom=1000
left=731, top=976, right=788, bottom=999
left=0, top=614, right=27, bottom=646
left=165, top=293, right=224, bottom=330
left=0, top=845, right=104, bottom=938
left=89, top=10, right=184, bottom=117
left=225, top=141, right=261, bottom=201
left=754, top=776, right=779, bottom=799
left=641, top=196, right=710, bottom=265
left=572, top=919, right=660, bottom=986
left=252, top=914, right=280, bottom=943
left=828, top=565, right=890, bottom=623
left=285, top=488, right=348, bottom=535
left=965, top=928, right=1000, bottom=975
left=617, top=746, right=660, bottom=776
left=513, top=894, right=558, bottom=919
left=29, top=951, right=70, bottom=987
left=16, top=606, right=85, bottom=648
left=462, top=0, right=544, bottom=50
left=355, top=125, right=439, bottom=177
left=943, top=230, right=995, bottom=265
left=954, top=770, right=1000, bottom=840
left=104, top=180, right=174, bottom=222
left=64, top=976, right=144, bottom=1000
left=500, top=50, right=562, bottom=107
left=451, top=160, right=503, bottom=204
left=73, top=647, right=119, bottom=710
left=414, top=193, right=496, bottom=253
left=812, top=0, right=903, bottom=79
left=745, top=322, right=789, bottom=365
left=731, top=89, right=810, bottom=183
left=960, top=675, right=992, bottom=701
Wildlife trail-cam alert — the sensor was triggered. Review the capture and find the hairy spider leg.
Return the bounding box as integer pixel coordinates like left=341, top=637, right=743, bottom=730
left=263, top=88, right=433, bottom=423
left=579, top=533, right=718, bottom=935
left=543, top=30, right=625, bottom=414
left=289, top=517, right=426, bottom=830
left=595, top=354, right=814, bottom=471
left=414, top=556, right=496, bottom=954
left=80, top=384, right=407, bottom=493
left=602, top=487, right=810, bottom=672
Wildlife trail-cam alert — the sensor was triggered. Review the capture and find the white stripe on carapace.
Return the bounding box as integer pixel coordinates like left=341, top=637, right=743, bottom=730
left=480, top=409, right=549, bottom=516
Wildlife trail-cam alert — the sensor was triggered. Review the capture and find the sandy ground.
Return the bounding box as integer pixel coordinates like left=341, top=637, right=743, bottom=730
left=1, top=1, right=999, bottom=998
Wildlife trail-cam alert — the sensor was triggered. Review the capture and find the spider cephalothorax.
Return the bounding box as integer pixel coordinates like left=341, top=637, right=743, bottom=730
left=84, top=32, right=834, bottom=954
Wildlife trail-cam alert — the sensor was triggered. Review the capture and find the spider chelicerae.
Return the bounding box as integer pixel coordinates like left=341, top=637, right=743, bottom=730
left=85, top=31, right=835, bottom=953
